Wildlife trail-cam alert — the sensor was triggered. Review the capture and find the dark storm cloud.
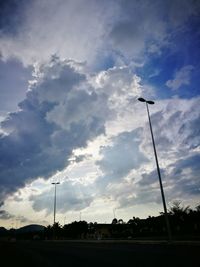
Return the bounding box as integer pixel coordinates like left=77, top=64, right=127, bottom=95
left=117, top=154, right=200, bottom=208
left=168, top=154, right=200, bottom=197
left=125, top=154, right=200, bottom=208
left=0, top=0, right=28, bottom=36
left=35, top=58, right=85, bottom=104
left=0, top=59, right=32, bottom=114
left=0, top=57, right=110, bottom=202
left=138, top=169, right=165, bottom=187
left=109, top=0, right=200, bottom=59
left=0, top=209, right=14, bottom=220
left=113, top=168, right=166, bottom=208
left=0, top=209, right=33, bottom=223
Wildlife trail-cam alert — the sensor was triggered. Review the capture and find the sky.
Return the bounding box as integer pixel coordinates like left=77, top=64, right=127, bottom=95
left=0, top=0, right=200, bottom=228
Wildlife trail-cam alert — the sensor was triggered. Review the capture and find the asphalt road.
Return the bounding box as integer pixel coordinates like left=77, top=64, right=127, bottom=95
left=0, top=240, right=199, bottom=267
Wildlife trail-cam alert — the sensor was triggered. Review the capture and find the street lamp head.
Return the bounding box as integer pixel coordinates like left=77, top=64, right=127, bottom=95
left=138, top=98, right=155, bottom=105
left=138, top=97, right=146, bottom=102
left=146, top=100, right=155, bottom=105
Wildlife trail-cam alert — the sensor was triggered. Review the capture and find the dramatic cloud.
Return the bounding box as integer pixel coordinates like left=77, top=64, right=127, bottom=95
left=0, top=59, right=31, bottom=115
left=0, top=209, right=14, bottom=220
left=29, top=129, right=149, bottom=215
left=167, top=154, right=200, bottom=198
left=134, top=98, right=200, bottom=204
left=144, top=98, right=200, bottom=157
left=30, top=180, right=94, bottom=214
left=96, top=129, right=148, bottom=188
left=109, top=0, right=167, bottom=59
left=0, top=0, right=199, bottom=225
left=109, top=0, right=200, bottom=60
left=93, top=97, right=200, bottom=209
left=125, top=153, right=200, bottom=208
left=0, top=0, right=117, bottom=66
left=0, top=208, right=45, bottom=225
left=0, top=57, right=110, bottom=202
left=1, top=0, right=199, bottom=67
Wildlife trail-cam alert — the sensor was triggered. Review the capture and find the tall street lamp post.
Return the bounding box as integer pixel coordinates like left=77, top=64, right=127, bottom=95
left=52, top=182, right=60, bottom=225
left=138, top=97, right=172, bottom=241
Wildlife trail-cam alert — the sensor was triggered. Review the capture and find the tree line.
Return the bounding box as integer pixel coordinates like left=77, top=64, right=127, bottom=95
left=1, top=201, right=200, bottom=240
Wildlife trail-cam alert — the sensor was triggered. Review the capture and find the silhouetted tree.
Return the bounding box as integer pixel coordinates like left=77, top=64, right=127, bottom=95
left=195, top=204, right=200, bottom=213
left=112, top=218, right=118, bottom=224
left=169, top=201, right=190, bottom=215
left=118, top=219, right=124, bottom=224
left=63, top=221, right=88, bottom=238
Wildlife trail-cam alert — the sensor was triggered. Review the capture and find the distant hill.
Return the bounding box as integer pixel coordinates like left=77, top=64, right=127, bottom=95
left=0, top=227, right=7, bottom=233
left=17, top=224, right=45, bottom=233
left=0, top=227, right=9, bottom=237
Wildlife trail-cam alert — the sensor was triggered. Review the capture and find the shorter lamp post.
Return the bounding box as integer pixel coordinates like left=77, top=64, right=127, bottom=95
left=52, top=182, right=60, bottom=225
left=138, top=97, right=172, bottom=241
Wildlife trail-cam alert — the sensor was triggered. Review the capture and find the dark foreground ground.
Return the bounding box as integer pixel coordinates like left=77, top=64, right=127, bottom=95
left=0, top=240, right=199, bottom=267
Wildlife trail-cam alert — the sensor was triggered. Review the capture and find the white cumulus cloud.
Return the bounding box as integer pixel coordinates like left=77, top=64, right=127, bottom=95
left=166, top=65, right=194, bottom=90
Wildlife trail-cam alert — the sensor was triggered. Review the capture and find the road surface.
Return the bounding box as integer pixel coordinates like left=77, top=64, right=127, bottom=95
left=0, top=240, right=199, bottom=267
